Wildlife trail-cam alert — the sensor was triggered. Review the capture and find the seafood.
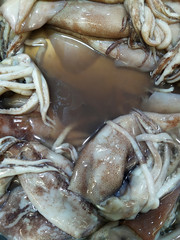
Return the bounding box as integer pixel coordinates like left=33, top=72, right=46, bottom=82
left=0, top=15, right=28, bottom=60
left=142, top=91, right=180, bottom=113
left=0, top=136, right=102, bottom=239
left=90, top=186, right=180, bottom=240
left=0, top=53, right=52, bottom=126
left=152, top=40, right=180, bottom=84
left=0, top=0, right=179, bottom=240
left=69, top=110, right=180, bottom=219
left=0, top=0, right=180, bottom=82
left=0, top=110, right=179, bottom=239
left=0, top=186, right=74, bottom=240
left=0, top=0, right=66, bottom=34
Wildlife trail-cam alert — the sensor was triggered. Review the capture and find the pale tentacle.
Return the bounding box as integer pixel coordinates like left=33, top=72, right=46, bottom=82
left=0, top=54, right=52, bottom=126
left=136, top=132, right=162, bottom=182
left=133, top=110, right=176, bottom=192
left=0, top=136, right=20, bottom=197
left=0, top=160, right=59, bottom=178
left=124, top=0, right=145, bottom=34
left=0, top=92, right=39, bottom=115
left=152, top=40, right=180, bottom=85
left=51, top=124, right=78, bottom=162
left=141, top=6, right=161, bottom=47
left=31, top=65, right=51, bottom=126
left=154, top=144, right=171, bottom=193
left=0, top=136, right=20, bottom=155
left=133, top=112, right=163, bottom=182
left=155, top=19, right=172, bottom=50
left=0, top=81, right=34, bottom=96
left=30, top=142, right=74, bottom=177
left=145, top=144, right=162, bottom=182
left=136, top=133, right=173, bottom=143
left=54, top=143, right=78, bottom=163
left=157, top=167, right=180, bottom=199
left=6, top=32, right=28, bottom=58
left=132, top=109, right=161, bottom=134
left=24, top=38, right=47, bottom=66
left=0, top=15, right=28, bottom=60
left=0, top=65, right=33, bottom=80
left=2, top=158, right=52, bottom=166
left=125, top=0, right=174, bottom=49
left=146, top=0, right=180, bottom=23
left=107, top=120, right=159, bottom=211
left=52, top=124, right=76, bottom=150
left=136, top=132, right=175, bottom=183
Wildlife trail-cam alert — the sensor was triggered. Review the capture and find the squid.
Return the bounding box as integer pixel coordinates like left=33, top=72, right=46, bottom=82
left=0, top=0, right=66, bottom=34
left=90, top=186, right=180, bottom=240
left=0, top=0, right=179, bottom=83
left=142, top=91, right=180, bottom=113
left=0, top=0, right=179, bottom=239
left=69, top=110, right=180, bottom=220
left=0, top=186, right=74, bottom=240
left=0, top=110, right=179, bottom=239
left=0, top=54, right=53, bottom=126
left=0, top=135, right=102, bottom=239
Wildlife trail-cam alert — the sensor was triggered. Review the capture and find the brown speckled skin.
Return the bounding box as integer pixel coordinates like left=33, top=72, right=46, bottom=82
left=19, top=171, right=102, bottom=239
left=69, top=112, right=180, bottom=205
left=48, top=1, right=129, bottom=39
left=0, top=187, right=74, bottom=240
left=0, top=112, right=63, bottom=142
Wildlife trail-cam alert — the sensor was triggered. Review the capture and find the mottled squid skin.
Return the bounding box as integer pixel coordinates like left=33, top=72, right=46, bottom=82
left=0, top=0, right=66, bottom=34
left=69, top=111, right=180, bottom=211
left=0, top=0, right=179, bottom=78
left=0, top=187, right=74, bottom=240
left=69, top=123, right=131, bottom=205
left=19, top=171, right=102, bottom=239
left=0, top=0, right=179, bottom=239
left=0, top=139, right=102, bottom=239
left=48, top=1, right=130, bottom=39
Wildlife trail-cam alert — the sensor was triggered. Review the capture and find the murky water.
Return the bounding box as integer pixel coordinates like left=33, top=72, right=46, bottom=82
left=26, top=29, right=152, bottom=137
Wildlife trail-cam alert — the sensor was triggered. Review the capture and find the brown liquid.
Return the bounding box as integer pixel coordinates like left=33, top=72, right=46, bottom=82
left=26, top=29, right=152, bottom=138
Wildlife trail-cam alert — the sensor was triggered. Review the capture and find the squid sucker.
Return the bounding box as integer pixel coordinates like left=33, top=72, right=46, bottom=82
left=0, top=0, right=179, bottom=240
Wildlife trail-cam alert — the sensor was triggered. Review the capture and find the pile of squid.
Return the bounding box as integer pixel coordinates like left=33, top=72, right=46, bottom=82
left=0, top=0, right=179, bottom=239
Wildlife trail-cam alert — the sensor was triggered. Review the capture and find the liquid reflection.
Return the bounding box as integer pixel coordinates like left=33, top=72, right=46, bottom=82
left=26, top=29, right=152, bottom=137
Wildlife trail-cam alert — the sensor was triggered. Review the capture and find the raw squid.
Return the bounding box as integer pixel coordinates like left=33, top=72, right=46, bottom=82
left=0, top=136, right=102, bottom=239
left=0, top=0, right=179, bottom=240
left=0, top=187, right=74, bottom=240
left=69, top=110, right=180, bottom=220
left=0, top=0, right=180, bottom=82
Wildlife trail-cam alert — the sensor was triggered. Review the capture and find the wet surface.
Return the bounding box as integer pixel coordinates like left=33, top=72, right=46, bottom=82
left=26, top=29, right=152, bottom=139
